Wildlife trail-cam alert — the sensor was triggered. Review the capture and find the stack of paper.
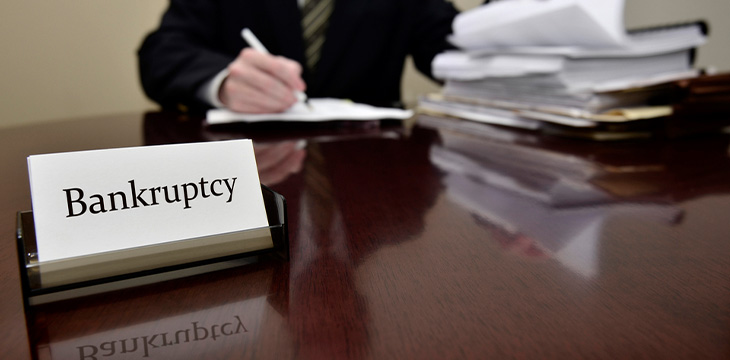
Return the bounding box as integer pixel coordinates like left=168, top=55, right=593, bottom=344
left=419, top=0, right=711, bottom=140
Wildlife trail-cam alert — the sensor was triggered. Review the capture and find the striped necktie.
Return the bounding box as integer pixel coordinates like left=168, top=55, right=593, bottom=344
left=301, top=0, right=334, bottom=72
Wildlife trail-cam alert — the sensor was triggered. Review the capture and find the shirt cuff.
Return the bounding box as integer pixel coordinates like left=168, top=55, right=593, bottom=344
left=196, top=68, right=230, bottom=109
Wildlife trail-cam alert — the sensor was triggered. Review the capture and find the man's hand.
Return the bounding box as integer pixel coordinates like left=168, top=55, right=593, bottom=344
left=220, top=48, right=306, bottom=113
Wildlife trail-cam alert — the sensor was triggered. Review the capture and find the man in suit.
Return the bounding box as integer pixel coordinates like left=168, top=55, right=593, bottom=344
left=138, top=0, right=460, bottom=113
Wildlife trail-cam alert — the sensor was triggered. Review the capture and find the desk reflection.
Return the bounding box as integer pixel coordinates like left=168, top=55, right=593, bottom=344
left=27, top=262, right=289, bottom=359
left=12, top=111, right=730, bottom=359
left=422, top=114, right=730, bottom=278
left=143, top=112, right=440, bottom=359
left=275, top=128, right=442, bottom=360
left=143, top=112, right=398, bottom=187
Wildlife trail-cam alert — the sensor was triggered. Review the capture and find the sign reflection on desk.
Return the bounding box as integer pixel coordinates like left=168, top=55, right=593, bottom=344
left=68, top=311, right=250, bottom=359
left=29, top=263, right=289, bottom=360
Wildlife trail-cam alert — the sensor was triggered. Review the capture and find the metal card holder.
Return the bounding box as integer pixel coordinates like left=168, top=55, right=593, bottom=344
left=17, top=185, right=288, bottom=306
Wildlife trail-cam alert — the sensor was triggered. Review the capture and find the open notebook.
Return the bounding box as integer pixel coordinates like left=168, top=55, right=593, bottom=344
left=206, top=98, right=413, bottom=125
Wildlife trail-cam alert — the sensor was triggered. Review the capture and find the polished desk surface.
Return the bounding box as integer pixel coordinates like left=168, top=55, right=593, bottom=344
left=0, top=112, right=729, bottom=359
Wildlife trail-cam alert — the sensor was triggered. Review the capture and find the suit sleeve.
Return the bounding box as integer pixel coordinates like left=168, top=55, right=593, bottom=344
left=408, top=0, right=459, bottom=81
left=138, top=0, right=234, bottom=111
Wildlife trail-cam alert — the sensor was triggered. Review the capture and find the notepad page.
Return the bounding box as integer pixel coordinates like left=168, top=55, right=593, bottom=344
left=206, top=98, right=413, bottom=124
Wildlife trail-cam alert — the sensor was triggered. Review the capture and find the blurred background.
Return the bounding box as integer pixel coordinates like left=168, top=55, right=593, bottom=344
left=0, top=0, right=727, bottom=129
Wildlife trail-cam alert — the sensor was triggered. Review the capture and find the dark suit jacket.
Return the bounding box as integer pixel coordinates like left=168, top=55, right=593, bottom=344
left=138, top=0, right=459, bottom=111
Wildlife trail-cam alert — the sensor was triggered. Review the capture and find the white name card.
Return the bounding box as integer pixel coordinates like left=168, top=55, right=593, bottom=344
left=27, top=140, right=269, bottom=262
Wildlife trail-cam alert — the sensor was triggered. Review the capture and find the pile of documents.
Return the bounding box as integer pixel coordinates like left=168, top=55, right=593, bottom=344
left=418, top=0, right=723, bottom=140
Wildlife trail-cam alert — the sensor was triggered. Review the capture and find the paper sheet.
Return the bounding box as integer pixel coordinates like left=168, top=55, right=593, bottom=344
left=450, top=0, right=626, bottom=50
left=432, top=51, right=564, bottom=80
left=206, top=98, right=413, bottom=125
left=449, top=0, right=705, bottom=58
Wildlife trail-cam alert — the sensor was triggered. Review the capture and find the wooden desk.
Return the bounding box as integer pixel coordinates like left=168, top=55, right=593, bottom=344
left=0, top=112, right=728, bottom=359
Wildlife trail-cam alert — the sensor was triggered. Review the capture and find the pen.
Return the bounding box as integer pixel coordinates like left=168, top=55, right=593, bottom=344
left=241, top=28, right=309, bottom=106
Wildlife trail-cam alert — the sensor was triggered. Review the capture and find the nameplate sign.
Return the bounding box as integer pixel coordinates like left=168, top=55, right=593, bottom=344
left=27, top=140, right=269, bottom=263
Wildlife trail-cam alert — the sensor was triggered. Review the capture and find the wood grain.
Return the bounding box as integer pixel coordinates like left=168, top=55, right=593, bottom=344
left=0, top=112, right=728, bottom=359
